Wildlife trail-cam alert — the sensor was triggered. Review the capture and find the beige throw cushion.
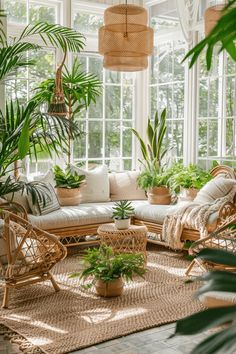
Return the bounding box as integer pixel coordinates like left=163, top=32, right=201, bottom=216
left=194, top=177, right=236, bottom=204
left=109, top=171, right=146, bottom=201
left=70, top=165, right=110, bottom=203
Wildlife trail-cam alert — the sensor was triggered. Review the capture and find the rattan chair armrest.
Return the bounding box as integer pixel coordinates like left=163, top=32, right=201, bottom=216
left=0, top=201, right=28, bottom=220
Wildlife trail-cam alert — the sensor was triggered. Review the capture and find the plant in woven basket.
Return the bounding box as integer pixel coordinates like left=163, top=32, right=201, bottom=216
left=53, top=165, right=85, bottom=206
left=168, top=163, right=212, bottom=201
left=172, top=248, right=236, bottom=354
left=112, top=200, right=134, bottom=230
left=69, top=245, right=146, bottom=297
left=137, top=161, right=172, bottom=205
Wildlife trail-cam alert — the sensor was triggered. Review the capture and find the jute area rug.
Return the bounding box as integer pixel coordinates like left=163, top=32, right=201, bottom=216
left=0, top=247, right=204, bottom=354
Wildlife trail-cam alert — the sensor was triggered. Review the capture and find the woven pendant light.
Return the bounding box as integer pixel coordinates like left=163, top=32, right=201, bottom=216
left=99, top=1, right=153, bottom=72
left=48, top=51, right=67, bottom=117
left=204, top=4, right=224, bottom=35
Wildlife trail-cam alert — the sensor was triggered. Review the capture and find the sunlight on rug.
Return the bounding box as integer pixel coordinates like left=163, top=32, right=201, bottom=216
left=0, top=247, right=204, bottom=354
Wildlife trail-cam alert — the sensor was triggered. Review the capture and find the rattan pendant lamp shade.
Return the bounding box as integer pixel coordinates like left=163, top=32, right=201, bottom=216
left=99, top=2, right=154, bottom=72
left=204, top=4, right=224, bottom=35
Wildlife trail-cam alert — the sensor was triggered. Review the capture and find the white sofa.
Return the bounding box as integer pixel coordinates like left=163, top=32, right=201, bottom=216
left=5, top=165, right=236, bottom=248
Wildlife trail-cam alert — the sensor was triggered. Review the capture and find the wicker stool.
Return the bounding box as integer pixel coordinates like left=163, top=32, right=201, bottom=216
left=97, top=223, right=148, bottom=261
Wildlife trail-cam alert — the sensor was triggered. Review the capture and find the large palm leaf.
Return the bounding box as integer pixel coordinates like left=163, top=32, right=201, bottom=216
left=184, top=0, right=236, bottom=70
left=32, top=58, right=102, bottom=119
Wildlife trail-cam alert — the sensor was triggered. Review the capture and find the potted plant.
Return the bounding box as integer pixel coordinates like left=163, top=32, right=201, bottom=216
left=53, top=165, right=86, bottom=206
left=70, top=245, right=146, bottom=297
left=169, top=164, right=212, bottom=201
left=137, top=162, right=171, bottom=205
left=112, top=200, right=135, bottom=229
left=131, top=108, right=172, bottom=204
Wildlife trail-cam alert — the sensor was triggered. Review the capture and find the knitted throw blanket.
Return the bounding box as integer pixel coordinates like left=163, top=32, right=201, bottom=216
left=162, top=189, right=236, bottom=250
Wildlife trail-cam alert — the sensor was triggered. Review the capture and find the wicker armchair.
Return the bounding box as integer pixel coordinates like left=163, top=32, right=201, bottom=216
left=185, top=213, right=236, bottom=276
left=0, top=210, right=67, bottom=308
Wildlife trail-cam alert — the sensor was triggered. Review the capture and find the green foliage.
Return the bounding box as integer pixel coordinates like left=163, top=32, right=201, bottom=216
left=169, top=163, right=212, bottom=193
left=184, top=0, right=236, bottom=70
left=0, top=100, right=81, bottom=178
left=131, top=108, right=169, bottom=170
left=172, top=248, right=236, bottom=354
left=32, top=58, right=102, bottom=120
left=137, top=161, right=172, bottom=190
left=53, top=165, right=85, bottom=189
left=112, top=200, right=135, bottom=220
left=69, top=245, right=146, bottom=285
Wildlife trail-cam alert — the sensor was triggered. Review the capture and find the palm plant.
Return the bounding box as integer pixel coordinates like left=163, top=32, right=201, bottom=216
left=32, top=58, right=102, bottom=163
left=184, top=0, right=236, bottom=70
left=0, top=9, right=87, bottom=198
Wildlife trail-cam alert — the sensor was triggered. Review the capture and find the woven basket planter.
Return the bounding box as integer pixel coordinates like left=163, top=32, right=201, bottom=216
left=56, top=187, right=81, bottom=206
left=95, top=278, right=124, bottom=297
left=147, top=186, right=171, bottom=205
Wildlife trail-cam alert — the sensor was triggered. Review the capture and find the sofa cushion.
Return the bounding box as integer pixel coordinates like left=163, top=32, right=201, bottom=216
left=194, top=177, right=236, bottom=204
left=70, top=165, right=110, bottom=203
left=34, top=169, right=55, bottom=187
left=28, top=201, right=146, bottom=230
left=27, top=183, right=60, bottom=216
left=109, top=171, right=146, bottom=201
left=134, top=203, right=218, bottom=227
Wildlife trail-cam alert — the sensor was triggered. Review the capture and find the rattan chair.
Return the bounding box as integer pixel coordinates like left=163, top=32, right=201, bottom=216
left=0, top=210, right=67, bottom=308
left=185, top=213, right=236, bottom=276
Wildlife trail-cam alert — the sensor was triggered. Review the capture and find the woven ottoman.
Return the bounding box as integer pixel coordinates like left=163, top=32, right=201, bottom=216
left=97, top=223, right=148, bottom=261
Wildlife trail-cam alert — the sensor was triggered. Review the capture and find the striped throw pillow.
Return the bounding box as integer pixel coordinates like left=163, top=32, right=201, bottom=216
left=28, top=183, right=60, bottom=216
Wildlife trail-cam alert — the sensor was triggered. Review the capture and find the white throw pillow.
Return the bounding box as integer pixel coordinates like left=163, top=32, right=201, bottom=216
left=3, top=174, right=30, bottom=212
left=194, top=176, right=236, bottom=204
left=34, top=169, right=55, bottom=187
left=71, top=165, right=110, bottom=203
left=109, top=171, right=147, bottom=201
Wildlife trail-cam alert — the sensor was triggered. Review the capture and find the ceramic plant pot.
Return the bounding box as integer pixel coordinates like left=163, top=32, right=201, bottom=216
left=114, top=218, right=131, bottom=230
left=178, top=187, right=198, bottom=202
left=147, top=186, right=171, bottom=205
left=56, top=187, right=81, bottom=206
left=95, top=278, right=124, bottom=297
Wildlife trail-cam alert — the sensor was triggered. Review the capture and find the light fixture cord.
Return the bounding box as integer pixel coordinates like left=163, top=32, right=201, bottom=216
left=124, top=0, right=128, bottom=38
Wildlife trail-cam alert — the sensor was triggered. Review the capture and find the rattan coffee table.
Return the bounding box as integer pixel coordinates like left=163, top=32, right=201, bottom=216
left=97, top=223, right=148, bottom=260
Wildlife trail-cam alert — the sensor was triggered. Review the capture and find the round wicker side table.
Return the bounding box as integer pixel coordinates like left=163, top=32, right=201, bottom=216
left=97, top=223, right=148, bottom=261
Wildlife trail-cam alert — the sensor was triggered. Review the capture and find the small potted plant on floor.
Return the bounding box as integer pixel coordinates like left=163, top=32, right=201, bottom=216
left=70, top=245, right=146, bottom=297
left=169, top=164, right=212, bottom=201
left=112, top=200, right=135, bottom=230
left=53, top=165, right=86, bottom=205
left=137, top=162, right=171, bottom=205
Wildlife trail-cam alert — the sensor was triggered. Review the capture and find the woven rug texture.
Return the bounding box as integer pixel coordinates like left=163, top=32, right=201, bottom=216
left=0, top=247, right=204, bottom=354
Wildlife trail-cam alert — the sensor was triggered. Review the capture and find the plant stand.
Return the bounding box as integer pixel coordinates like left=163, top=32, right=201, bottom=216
left=97, top=223, right=148, bottom=262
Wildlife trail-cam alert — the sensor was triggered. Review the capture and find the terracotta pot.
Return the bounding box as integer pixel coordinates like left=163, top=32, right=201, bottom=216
left=95, top=278, right=124, bottom=297
left=178, top=187, right=198, bottom=202
left=147, top=186, right=171, bottom=205
left=56, top=187, right=81, bottom=206
left=114, top=218, right=130, bottom=230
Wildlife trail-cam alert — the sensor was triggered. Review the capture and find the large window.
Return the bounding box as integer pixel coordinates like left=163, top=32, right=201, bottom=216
left=73, top=54, right=136, bottom=171
left=197, top=47, right=236, bottom=169
left=149, top=11, right=186, bottom=161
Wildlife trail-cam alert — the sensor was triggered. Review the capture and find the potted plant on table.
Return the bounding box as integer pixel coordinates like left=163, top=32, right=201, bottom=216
left=112, top=200, right=135, bottom=230
left=53, top=165, right=86, bottom=206
left=169, top=164, right=212, bottom=201
left=70, top=245, right=146, bottom=297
